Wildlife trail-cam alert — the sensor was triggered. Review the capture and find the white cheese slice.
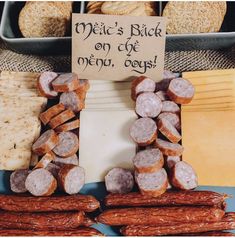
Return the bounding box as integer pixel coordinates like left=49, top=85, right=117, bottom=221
left=85, top=102, right=134, bottom=109
left=79, top=110, right=137, bottom=183
left=85, top=96, right=131, bottom=104
left=86, top=89, right=130, bottom=98
left=89, top=82, right=131, bottom=92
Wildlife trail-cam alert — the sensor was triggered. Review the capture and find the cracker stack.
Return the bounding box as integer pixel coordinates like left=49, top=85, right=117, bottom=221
left=86, top=1, right=156, bottom=16
left=0, top=71, right=47, bottom=170
left=163, top=1, right=227, bottom=34
left=19, top=2, right=73, bottom=38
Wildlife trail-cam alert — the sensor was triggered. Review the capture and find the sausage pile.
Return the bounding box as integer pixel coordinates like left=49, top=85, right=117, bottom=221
left=10, top=72, right=89, bottom=196
left=0, top=193, right=103, bottom=236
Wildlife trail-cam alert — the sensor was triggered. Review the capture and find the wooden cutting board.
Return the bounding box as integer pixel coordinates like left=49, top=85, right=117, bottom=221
left=181, top=69, right=235, bottom=186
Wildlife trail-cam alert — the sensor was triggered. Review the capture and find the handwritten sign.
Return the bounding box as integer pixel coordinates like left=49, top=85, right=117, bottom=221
left=72, top=14, right=166, bottom=81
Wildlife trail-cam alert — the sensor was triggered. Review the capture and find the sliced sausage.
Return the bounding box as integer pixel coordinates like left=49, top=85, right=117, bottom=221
left=60, top=91, right=84, bottom=112
left=34, top=151, right=55, bottom=169
left=133, top=148, right=164, bottom=173
left=131, top=76, right=156, bottom=101
left=77, top=79, right=90, bottom=92
left=155, top=90, right=169, bottom=101
left=158, top=118, right=181, bottom=143
left=25, top=168, right=57, bottom=196
left=54, top=154, right=79, bottom=166
left=105, top=168, right=134, bottom=194
left=55, top=119, right=80, bottom=133
left=166, top=155, right=181, bottom=169
left=136, top=92, right=162, bottom=118
left=49, top=109, right=75, bottom=129
left=37, top=72, right=58, bottom=98
left=135, top=168, right=168, bottom=197
left=10, top=169, right=30, bottom=193
left=53, top=132, right=79, bottom=157
left=52, top=73, right=80, bottom=92
left=58, top=164, right=85, bottom=195
left=155, top=138, right=184, bottom=156
left=170, top=161, right=198, bottom=190
left=46, top=163, right=60, bottom=178
left=163, top=70, right=179, bottom=80
left=155, top=70, right=177, bottom=92
left=167, top=78, right=195, bottom=104
left=130, top=118, right=157, bottom=146
left=158, top=112, right=181, bottom=131
left=32, top=129, right=59, bottom=156
left=39, top=103, right=65, bottom=125
left=162, top=100, right=180, bottom=114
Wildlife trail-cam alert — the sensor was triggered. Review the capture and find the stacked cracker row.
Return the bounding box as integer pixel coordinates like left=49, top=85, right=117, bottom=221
left=0, top=71, right=47, bottom=170
left=10, top=72, right=89, bottom=197
left=19, top=2, right=73, bottom=37
left=0, top=193, right=103, bottom=236
left=86, top=1, right=156, bottom=16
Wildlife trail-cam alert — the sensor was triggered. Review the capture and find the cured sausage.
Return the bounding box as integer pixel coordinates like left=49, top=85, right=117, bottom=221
left=0, top=227, right=103, bottom=236
left=97, top=206, right=225, bottom=226
left=158, top=118, right=181, bottom=143
left=155, top=70, right=178, bottom=92
left=161, top=100, right=180, bottom=114
left=0, top=211, right=84, bottom=230
left=167, top=78, right=195, bottom=104
left=53, top=132, right=79, bottom=157
left=54, top=154, right=79, bottom=166
left=133, top=148, right=164, bottom=173
left=25, top=168, right=57, bottom=196
left=46, top=163, right=60, bottom=178
left=60, top=91, right=84, bottom=112
left=34, top=151, right=55, bottom=169
left=130, top=118, right=157, bottom=146
left=77, top=79, right=90, bottom=92
left=135, top=92, right=162, bottom=118
left=155, top=90, right=169, bottom=101
left=55, top=119, right=80, bottom=133
left=131, top=76, right=156, bottom=100
left=32, top=129, right=59, bottom=155
left=121, top=212, right=235, bottom=236
left=105, top=168, right=134, bottom=194
left=170, top=161, right=198, bottom=190
left=52, top=73, right=80, bottom=92
left=37, top=72, right=58, bottom=98
left=10, top=169, right=30, bottom=193
left=135, top=168, right=168, bottom=197
left=0, top=194, right=100, bottom=212
left=157, top=112, right=181, bottom=131
left=104, top=190, right=227, bottom=208
left=49, top=109, right=75, bottom=129
left=166, top=155, right=181, bottom=169
left=155, top=139, right=184, bottom=156
left=58, top=164, right=85, bottom=195
left=39, top=103, right=65, bottom=125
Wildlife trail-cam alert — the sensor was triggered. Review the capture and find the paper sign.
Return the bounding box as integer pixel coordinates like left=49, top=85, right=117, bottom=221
left=72, top=14, right=166, bottom=81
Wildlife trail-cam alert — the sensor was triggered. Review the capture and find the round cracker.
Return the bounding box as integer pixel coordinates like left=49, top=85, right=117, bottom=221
left=101, top=1, right=138, bottom=15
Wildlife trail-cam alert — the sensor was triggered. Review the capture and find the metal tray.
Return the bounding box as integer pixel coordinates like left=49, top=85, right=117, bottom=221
left=0, top=1, right=235, bottom=55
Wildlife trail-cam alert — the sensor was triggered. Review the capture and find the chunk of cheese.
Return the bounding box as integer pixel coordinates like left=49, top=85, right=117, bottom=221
left=79, top=110, right=137, bottom=183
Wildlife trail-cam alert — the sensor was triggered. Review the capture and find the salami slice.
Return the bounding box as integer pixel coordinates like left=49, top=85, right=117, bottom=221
left=25, top=168, right=57, bottom=196
left=158, top=118, right=181, bottom=143
left=54, top=154, right=79, bottom=166
left=34, top=151, right=55, bottom=169
left=53, top=132, right=79, bottom=158
left=39, top=103, right=65, bottom=125
left=167, top=78, right=195, bottom=104
left=105, top=168, right=134, bottom=194
left=162, top=100, right=180, bottom=114
left=77, top=79, right=90, bottom=92
left=158, top=112, right=181, bottom=131
left=155, top=139, right=184, bottom=156
left=37, top=72, right=58, bottom=98
left=60, top=91, right=84, bottom=112
left=131, top=76, right=156, bottom=101
left=166, top=155, right=181, bottom=169
left=136, top=92, right=162, bottom=118
left=32, top=129, right=59, bottom=156
left=133, top=149, right=164, bottom=173
left=58, top=165, right=85, bottom=194
left=155, top=90, right=169, bottom=101
left=49, top=109, right=75, bottom=129
left=155, top=70, right=177, bottom=92
left=135, top=168, right=168, bottom=197
left=10, top=169, right=30, bottom=193
left=52, top=73, right=80, bottom=92
left=170, top=161, right=198, bottom=190
left=130, top=118, right=157, bottom=146
left=55, top=119, right=80, bottom=133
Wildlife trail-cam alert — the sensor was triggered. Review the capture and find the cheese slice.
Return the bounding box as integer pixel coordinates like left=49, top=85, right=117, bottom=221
left=85, top=102, right=134, bottom=109
left=85, top=96, right=131, bottom=104
left=79, top=110, right=137, bottom=183
left=89, top=82, right=131, bottom=91
left=86, top=89, right=130, bottom=98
